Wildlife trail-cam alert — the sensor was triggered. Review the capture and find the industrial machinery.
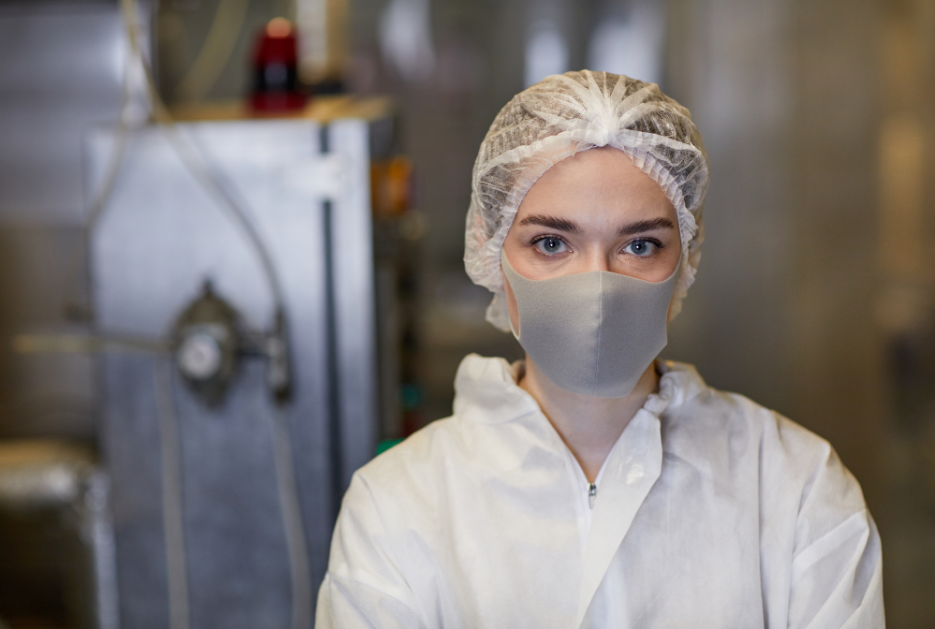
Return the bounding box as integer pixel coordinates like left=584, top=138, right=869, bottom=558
left=0, top=0, right=409, bottom=624
left=84, top=102, right=388, bottom=628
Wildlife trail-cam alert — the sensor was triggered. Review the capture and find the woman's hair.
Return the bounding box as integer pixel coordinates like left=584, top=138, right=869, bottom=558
left=464, top=70, right=709, bottom=330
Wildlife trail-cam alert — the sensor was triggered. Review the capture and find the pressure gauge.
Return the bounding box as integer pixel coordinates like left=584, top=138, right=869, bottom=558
left=172, top=282, right=242, bottom=406
left=176, top=331, right=223, bottom=381
left=171, top=280, right=291, bottom=405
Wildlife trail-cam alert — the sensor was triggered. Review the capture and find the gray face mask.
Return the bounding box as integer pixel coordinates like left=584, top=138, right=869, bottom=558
left=501, top=250, right=679, bottom=398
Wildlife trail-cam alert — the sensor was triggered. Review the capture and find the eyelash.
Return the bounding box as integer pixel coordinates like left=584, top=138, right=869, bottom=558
left=623, top=238, right=664, bottom=256
left=529, top=235, right=664, bottom=256
left=530, top=234, right=564, bottom=246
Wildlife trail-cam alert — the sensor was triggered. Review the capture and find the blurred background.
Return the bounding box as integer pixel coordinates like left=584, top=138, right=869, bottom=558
left=0, top=0, right=933, bottom=626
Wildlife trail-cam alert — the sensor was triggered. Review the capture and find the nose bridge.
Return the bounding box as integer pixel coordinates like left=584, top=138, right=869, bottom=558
left=582, top=246, right=611, bottom=273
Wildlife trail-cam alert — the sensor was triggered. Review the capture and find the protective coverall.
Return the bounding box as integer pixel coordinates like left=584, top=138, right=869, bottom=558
left=316, top=354, right=884, bottom=628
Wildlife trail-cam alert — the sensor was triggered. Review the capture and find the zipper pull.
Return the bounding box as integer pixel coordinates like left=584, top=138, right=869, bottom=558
left=588, top=483, right=597, bottom=509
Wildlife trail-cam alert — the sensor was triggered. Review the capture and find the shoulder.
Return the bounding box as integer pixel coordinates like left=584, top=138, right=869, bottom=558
left=341, top=415, right=468, bottom=521
left=661, top=361, right=839, bottom=471
left=360, top=413, right=469, bottom=479
left=661, top=361, right=869, bottom=544
left=645, top=363, right=883, bottom=629
left=344, top=353, right=539, bottom=512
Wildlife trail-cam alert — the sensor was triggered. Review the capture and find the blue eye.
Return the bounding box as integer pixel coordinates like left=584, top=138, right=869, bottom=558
left=623, top=239, right=659, bottom=257
left=534, top=236, right=568, bottom=255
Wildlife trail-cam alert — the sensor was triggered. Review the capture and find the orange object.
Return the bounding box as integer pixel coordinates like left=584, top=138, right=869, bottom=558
left=370, top=156, right=414, bottom=218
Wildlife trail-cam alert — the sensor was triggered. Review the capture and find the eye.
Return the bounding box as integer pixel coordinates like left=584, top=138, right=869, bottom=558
left=533, top=236, right=568, bottom=255
left=622, top=239, right=660, bottom=257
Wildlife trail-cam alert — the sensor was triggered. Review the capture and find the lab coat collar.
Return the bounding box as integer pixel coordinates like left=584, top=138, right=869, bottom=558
left=452, top=353, right=705, bottom=426
left=452, top=354, right=541, bottom=424
left=656, top=359, right=706, bottom=411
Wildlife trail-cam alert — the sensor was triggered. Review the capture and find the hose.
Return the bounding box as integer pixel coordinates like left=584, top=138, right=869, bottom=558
left=173, top=0, right=252, bottom=102
left=118, top=5, right=308, bottom=629
left=271, top=410, right=314, bottom=629
left=153, top=358, right=191, bottom=629
left=119, top=0, right=288, bottom=319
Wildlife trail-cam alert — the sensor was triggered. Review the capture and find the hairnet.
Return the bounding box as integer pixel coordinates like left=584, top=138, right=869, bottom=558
left=464, top=70, right=709, bottom=330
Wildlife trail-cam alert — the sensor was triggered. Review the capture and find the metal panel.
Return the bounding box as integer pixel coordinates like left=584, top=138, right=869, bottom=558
left=326, top=120, right=378, bottom=495
left=0, top=2, right=125, bottom=223
left=87, top=118, right=376, bottom=627
left=0, top=0, right=131, bottom=445
left=0, top=226, right=96, bottom=441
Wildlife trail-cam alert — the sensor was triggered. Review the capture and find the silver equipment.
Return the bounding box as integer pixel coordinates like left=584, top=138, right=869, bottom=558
left=86, top=114, right=380, bottom=627
left=0, top=441, right=117, bottom=629
left=0, top=3, right=127, bottom=627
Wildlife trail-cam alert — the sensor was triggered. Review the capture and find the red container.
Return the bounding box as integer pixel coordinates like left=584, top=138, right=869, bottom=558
left=250, top=18, right=306, bottom=113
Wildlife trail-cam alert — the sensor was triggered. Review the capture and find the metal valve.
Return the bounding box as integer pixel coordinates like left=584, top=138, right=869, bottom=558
left=172, top=280, right=291, bottom=406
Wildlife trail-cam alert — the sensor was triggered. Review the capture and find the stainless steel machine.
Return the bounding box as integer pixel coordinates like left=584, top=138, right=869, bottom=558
left=85, top=110, right=382, bottom=628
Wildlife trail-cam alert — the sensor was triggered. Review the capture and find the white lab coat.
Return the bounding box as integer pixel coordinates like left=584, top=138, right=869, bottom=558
left=316, top=355, right=884, bottom=628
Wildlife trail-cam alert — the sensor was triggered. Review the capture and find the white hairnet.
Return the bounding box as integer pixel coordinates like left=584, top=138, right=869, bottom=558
left=464, top=70, right=709, bottom=331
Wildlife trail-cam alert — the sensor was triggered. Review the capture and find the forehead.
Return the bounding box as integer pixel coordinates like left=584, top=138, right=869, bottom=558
left=514, top=147, right=675, bottom=225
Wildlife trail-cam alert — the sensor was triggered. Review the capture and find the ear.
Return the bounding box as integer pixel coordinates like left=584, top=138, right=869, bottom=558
left=666, top=295, right=683, bottom=324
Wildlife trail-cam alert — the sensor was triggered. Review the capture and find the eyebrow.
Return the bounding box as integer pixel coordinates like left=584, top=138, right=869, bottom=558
left=618, top=217, right=676, bottom=236
left=518, top=214, right=675, bottom=236
left=518, top=214, right=582, bottom=234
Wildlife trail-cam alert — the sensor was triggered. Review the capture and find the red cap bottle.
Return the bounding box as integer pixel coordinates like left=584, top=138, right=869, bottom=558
left=250, top=18, right=306, bottom=113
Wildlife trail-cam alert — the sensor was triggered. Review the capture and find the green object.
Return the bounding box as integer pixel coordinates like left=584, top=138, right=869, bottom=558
left=399, top=383, right=423, bottom=411
left=376, top=438, right=404, bottom=456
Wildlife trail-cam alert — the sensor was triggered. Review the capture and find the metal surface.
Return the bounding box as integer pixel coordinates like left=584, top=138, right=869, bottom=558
left=0, top=2, right=125, bottom=224
left=83, top=471, right=120, bottom=629
left=0, top=440, right=118, bottom=629
left=87, top=117, right=377, bottom=627
left=324, top=120, right=379, bottom=497
left=0, top=0, right=129, bottom=442
left=0, top=441, right=93, bottom=514
left=0, top=226, right=97, bottom=441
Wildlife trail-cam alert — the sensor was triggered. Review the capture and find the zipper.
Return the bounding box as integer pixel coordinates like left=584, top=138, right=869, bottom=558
left=588, top=482, right=597, bottom=509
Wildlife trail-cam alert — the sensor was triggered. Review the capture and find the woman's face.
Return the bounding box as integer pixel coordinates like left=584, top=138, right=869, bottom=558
left=502, top=147, right=681, bottom=332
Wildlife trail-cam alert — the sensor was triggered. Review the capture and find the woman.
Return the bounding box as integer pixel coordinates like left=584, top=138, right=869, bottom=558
left=316, top=71, right=883, bottom=628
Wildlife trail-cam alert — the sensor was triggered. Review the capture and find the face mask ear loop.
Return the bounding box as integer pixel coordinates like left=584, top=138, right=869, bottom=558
left=508, top=291, right=520, bottom=339
left=501, top=252, right=522, bottom=340
left=666, top=252, right=686, bottom=324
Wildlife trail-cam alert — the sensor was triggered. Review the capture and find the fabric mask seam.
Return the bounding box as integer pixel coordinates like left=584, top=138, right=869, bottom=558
left=592, top=272, right=603, bottom=396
